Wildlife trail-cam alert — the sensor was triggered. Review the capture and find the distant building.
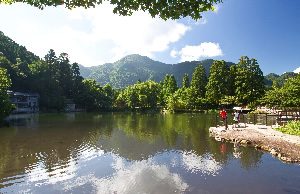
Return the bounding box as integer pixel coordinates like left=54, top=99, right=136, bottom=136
left=65, top=99, right=85, bottom=112
left=8, top=91, right=40, bottom=113
left=66, top=99, right=76, bottom=112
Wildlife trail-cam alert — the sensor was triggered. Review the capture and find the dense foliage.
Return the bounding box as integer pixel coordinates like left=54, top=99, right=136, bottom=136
left=0, top=0, right=222, bottom=20
left=261, top=73, right=300, bottom=107
left=0, top=66, right=13, bottom=120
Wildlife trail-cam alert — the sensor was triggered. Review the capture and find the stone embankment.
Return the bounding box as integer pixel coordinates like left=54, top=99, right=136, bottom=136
left=209, top=123, right=300, bottom=163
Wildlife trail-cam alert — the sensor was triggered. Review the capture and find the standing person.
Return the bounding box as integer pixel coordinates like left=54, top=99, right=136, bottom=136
left=234, top=110, right=240, bottom=128
left=220, top=108, right=227, bottom=122
left=220, top=108, right=228, bottom=129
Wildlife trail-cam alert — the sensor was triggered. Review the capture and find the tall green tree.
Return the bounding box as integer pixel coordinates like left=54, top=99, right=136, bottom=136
left=190, top=65, right=207, bottom=109
left=57, top=53, right=73, bottom=98
left=228, top=65, right=237, bottom=96
left=235, top=56, right=264, bottom=105
left=159, top=74, right=170, bottom=107
left=205, top=60, right=229, bottom=105
left=167, top=74, right=178, bottom=94
left=182, top=73, right=190, bottom=88
left=0, top=67, right=13, bottom=120
left=44, top=49, right=59, bottom=79
left=191, top=65, right=207, bottom=98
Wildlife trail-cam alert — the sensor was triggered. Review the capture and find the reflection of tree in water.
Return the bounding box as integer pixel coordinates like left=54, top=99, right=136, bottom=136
left=0, top=127, right=17, bottom=181
left=238, top=146, right=263, bottom=170
left=115, top=113, right=263, bottom=169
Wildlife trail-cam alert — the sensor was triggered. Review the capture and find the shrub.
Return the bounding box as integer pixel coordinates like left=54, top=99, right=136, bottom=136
left=276, top=120, right=300, bottom=136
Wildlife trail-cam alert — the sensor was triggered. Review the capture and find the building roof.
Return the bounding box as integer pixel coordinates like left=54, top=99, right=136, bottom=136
left=7, top=91, right=40, bottom=97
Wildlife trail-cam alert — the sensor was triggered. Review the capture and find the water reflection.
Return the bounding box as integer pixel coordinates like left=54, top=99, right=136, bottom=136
left=181, top=151, right=222, bottom=175
left=86, top=157, right=189, bottom=194
left=0, top=113, right=299, bottom=193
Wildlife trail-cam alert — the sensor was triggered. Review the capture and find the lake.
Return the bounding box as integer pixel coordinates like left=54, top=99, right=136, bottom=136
left=0, top=112, right=300, bottom=193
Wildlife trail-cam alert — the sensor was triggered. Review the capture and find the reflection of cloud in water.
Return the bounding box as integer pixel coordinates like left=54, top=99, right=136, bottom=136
left=24, top=145, right=104, bottom=186
left=63, top=158, right=189, bottom=193
left=26, top=159, right=77, bottom=185
left=181, top=151, right=222, bottom=175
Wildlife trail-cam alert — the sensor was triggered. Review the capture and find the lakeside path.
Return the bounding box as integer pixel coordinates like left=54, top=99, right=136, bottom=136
left=209, top=124, right=300, bottom=163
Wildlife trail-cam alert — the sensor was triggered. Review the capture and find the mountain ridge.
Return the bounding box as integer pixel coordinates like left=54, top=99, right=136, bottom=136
left=81, top=54, right=237, bottom=89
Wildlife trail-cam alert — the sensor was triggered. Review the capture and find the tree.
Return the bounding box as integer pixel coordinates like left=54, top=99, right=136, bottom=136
left=190, top=65, right=207, bottom=109
left=227, top=65, right=237, bottom=96
left=57, top=53, right=73, bottom=98
left=191, top=65, right=207, bottom=98
left=0, top=67, right=13, bottom=120
left=159, top=74, right=170, bottom=107
left=205, top=60, right=229, bottom=105
left=182, top=73, right=189, bottom=88
left=29, top=60, right=66, bottom=110
left=75, top=79, right=108, bottom=110
left=0, top=0, right=223, bottom=20
left=235, top=56, right=264, bottom=105
left=260, top=74, right=300, bottom=107
left=167, top=74, right=178, bottom=94
left=280, top=75, right=300, bottom=107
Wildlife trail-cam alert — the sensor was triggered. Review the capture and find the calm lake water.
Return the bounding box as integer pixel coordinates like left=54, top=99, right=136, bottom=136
left=0, top=112, right=300, bottom=193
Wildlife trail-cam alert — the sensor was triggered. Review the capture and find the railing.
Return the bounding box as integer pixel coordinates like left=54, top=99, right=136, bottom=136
left=216, top=112, right=299, bottom=128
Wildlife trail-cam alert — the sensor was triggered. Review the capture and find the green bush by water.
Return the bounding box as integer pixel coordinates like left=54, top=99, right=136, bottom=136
left=276, top=120, right=300, bottom=136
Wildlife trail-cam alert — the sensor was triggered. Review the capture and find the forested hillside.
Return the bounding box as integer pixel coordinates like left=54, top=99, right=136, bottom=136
left=81, top=54, right=236, bottom=89
left=0, top=31, right=40, bottom=65
left=264, top=72, right=298, bottom=87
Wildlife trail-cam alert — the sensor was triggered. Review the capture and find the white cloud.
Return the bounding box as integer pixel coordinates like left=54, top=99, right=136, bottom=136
left=294, top=67, right=300, bottom=74
left=170, top=48, right=178, bottom=58
left=64, top=3, right=190, bottom=64
left=0, top=3, right=190, bottom=67
left=173, top=42, right=224, bottom=62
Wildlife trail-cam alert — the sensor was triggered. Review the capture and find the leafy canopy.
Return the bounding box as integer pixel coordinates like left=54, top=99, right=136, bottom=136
left=0, top=0, right=223, bottom=20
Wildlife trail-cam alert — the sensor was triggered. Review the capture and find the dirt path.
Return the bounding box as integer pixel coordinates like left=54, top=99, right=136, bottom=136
left=209, top=124, right=300, bottom=163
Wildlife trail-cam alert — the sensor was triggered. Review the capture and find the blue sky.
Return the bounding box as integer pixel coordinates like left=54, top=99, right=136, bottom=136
left=0, top=0, right=300, bottom=75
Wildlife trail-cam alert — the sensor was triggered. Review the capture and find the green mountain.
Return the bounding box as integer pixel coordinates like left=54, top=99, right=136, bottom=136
left=0, top=31, right=40, bottom=64
left=81, top=54, right=236, bottom=89
left=264, top=72, right=298, bottom=88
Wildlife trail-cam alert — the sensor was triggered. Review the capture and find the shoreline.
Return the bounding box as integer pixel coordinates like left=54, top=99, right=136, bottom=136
left=209, top=124, right=300, bottom=163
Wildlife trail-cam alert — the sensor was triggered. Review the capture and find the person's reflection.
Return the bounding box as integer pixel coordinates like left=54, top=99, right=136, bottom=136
left=233, top=141, right=241, bottom=158
left=221, top=143, right=226, bottom=154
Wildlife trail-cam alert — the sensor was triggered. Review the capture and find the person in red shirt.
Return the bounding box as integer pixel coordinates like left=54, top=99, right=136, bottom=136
left=220, top=108, right=227, bottom=122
